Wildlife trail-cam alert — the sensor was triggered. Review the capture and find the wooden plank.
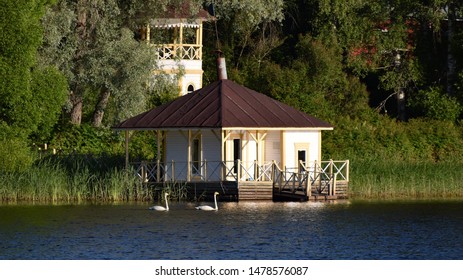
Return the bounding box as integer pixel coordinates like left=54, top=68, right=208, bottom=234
left=238, top=181, right=273, bottom=200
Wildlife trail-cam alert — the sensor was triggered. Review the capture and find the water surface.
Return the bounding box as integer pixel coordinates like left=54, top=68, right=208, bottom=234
left=1, top=200, right=462, bottom=259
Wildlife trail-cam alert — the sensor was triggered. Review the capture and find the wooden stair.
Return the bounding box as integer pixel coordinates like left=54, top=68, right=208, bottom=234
left=238, top=181, right=273, bottom=200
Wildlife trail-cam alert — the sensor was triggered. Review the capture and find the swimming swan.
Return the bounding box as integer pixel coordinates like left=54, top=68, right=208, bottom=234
left=149, top=193, right=169, bottom=211
left=195, top=192, right=219, bottom=211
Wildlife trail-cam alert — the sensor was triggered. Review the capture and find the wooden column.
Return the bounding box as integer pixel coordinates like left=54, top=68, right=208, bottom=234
left=280, top=130, right=285, bottom=169
left=157, top=130, right=162, bottom=183
left=187, top=129, right=191, bottom=181
left=125, top=130, right=129, bottom=170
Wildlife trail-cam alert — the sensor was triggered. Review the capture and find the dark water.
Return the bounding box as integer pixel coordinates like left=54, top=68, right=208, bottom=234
left=1, top=200, right=462, bottom=260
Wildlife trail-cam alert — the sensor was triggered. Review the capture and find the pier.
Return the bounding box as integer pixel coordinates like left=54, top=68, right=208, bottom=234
left=134, top=159, right=349, bottom=201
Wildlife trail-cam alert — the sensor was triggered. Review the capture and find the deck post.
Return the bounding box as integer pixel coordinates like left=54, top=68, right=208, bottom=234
left=271, top=160, right=275, bottom=182
left=237, top=159, right=241, bottom=182
left=346, top=159, right=350, bottom=182
left=254, top=160, right=258, bottom=181
left=292, top=173, right=296, bottom=193
left=171, top=160, right=175, bottom=182
left=124, top=130, right=129, bottom=170
left=305, top=171, right=310, bottom=198
left=156, top=159, right=160, bottom=183
left=333, top=175, right=337, bottom=196
left=204, top=159, right=208, bottom=182
left=143, top=161, right=149, bottom=183
left=330, top=159, right=334, bottom=196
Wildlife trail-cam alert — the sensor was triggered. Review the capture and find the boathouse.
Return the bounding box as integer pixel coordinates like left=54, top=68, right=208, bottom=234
left=114, top=71, right=349, bottom=201
left=114, top=3, right=348, bottom=201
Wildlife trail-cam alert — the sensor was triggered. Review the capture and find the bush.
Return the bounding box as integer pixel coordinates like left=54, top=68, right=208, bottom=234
left=408, top=86, right=461, bottom=122
left=324, top=115, right=463, bottom=163
left=0, top=137, right=34, bottom=172
left=50, top=124, right=123, bottom=155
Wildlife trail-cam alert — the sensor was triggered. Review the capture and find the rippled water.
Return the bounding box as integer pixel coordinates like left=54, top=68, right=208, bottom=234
left=1, top=200, right=462, bottom=259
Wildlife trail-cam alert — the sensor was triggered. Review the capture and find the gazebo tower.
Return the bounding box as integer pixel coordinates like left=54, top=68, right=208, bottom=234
left=141, top=6, right=211, bottom=96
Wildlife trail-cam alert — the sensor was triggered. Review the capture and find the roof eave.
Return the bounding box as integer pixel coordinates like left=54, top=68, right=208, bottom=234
left=113, top=126, right=334, bottom=131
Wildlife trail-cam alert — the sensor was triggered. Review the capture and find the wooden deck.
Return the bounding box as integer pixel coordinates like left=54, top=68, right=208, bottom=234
left=136, top=160, right=349, bottom=202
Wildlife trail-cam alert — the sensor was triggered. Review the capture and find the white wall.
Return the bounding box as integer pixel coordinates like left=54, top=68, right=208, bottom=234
left=283, top=130, right=321, bottom=169
left=201, top=129, right=222, bottom=181
left=264, top=130, right=281, bottom=164
left=165, top=130, right=188, bottom=180
left=165, top=129, right=222, bottom=181
left=164, top=129, right=322, bottom=180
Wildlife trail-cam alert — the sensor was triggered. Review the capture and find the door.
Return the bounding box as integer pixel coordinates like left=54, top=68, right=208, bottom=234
left=191, top=137, right=201, bottom=176
left=233, top=138, right=241, bottom=174
left=294, top=143, right=310, bottom=172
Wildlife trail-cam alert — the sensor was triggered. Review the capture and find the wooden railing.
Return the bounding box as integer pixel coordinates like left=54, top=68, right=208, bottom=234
left=272, top=160, right=350, bottom=197
left=153, top=44, right=202, bottom=60
left=133, top=160, right=275, bottom=183
left=272, top=164, right=310, bottom=196
left=132, top=159, right=349, bottom=186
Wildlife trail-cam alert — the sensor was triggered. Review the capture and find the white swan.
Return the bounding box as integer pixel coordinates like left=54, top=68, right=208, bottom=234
left=195, top=192, right=219, bottom=211
left=149, top=193, right=169, bottom=211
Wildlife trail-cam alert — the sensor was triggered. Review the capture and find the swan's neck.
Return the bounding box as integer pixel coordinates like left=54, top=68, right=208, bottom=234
left=214, top=194, right=218, bottom=210
left=165, top=194, right=169, bottom=210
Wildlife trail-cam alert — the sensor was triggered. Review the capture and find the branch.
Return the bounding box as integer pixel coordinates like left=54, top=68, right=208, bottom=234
left=375, top=92, right=396, bottom=113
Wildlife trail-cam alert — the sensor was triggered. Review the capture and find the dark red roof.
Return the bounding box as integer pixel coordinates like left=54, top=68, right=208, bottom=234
left=114, top=79, right=333, bottom=130
left=160, top=2, right=211, bottom=19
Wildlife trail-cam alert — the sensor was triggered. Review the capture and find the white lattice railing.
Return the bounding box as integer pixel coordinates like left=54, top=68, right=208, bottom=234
left=132, top=159, right=349, bottom=185
left=153, top=44, right=201, bottom=60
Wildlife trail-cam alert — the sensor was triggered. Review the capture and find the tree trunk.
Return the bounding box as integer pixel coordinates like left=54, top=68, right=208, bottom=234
left=70, top=90, right=83, bottom=125
left=446, top=3, right=456, bottom=96
left=92, top=87, right=111, bottom=127
left=396, top=89, right=406, bottom=121
left=68, top=0, right=87, bottom=126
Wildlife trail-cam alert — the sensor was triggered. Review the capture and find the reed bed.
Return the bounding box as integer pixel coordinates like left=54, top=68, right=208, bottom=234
left=0, top=161, right=146, bottom=203
left=349, top=160, right=463, bottom=199
left=3, top=155, right=463, bottom=202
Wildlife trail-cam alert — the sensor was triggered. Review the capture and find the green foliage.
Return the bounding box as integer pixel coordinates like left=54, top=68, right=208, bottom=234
left=1, top=0, right=60, bottom=134
left=0, top=0, right=65, bottom=172
left=245, top=35, right=372, bottom=122
left=408, top=86, right=461, bottom=121
left=40, top=0, right=161, bottom=126
left=128, top=131, right=157, bottom=161
left=50, top=124, right=123, bottom=155
left=203, top=0, right=284, bottom=69
left=324, top=117, right=463, bottom=163
left=0, top=135, right=34, bottom=173
left=49, top=125, right=157, bottom=161
left=147, top=72, right=181, bottom=108
left=30, top=66, right=68, bottom=141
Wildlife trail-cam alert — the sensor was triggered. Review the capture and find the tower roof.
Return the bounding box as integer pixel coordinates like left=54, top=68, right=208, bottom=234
left=151, top=2, right=213, bottom=28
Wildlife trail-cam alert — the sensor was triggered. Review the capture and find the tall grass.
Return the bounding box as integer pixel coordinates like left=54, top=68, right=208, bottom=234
left=0, top=160, right=144, bottom=203
left=3, top=154, right=463, bottom=202
left=350, top=159, right=463, bottom=199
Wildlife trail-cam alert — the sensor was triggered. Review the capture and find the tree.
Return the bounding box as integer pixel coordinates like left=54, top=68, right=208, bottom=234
left=203, top=0, right=285, bottom=73
left=40, top=0, right=183, bottom=127
left=0, top=0, right=68, bottom=171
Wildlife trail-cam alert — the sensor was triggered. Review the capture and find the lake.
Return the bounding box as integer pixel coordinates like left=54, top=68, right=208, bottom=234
left=1, top=200, right=462, bottom=259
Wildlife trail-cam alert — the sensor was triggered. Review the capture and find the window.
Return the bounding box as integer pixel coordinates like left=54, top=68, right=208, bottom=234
left=187, top=84, right=195, bottom=93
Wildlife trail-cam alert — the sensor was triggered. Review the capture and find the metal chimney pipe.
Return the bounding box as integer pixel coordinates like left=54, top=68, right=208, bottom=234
left=216, top=51, right=227, bottom=80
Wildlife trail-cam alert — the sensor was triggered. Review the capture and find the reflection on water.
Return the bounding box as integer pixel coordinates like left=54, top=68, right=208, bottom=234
left=0, top=200, right=462, bottom=259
